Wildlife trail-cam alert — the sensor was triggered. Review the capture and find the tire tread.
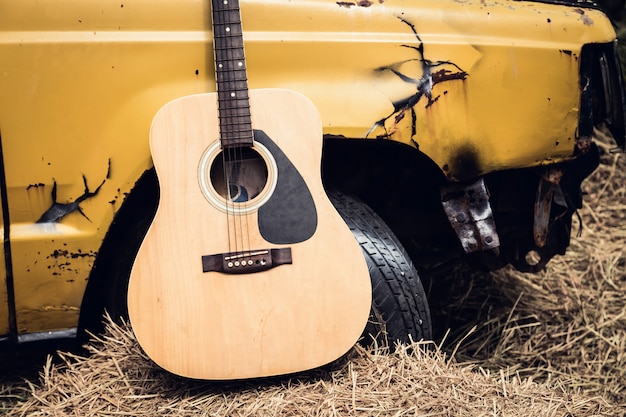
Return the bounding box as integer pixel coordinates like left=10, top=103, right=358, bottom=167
left=329, top=191, right=432, bottom=347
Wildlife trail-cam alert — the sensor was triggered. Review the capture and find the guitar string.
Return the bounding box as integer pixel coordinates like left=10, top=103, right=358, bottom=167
left=215, top=0, right=237, bottom=257
left=231, top=1, right=251, bottom=261
left=222, top=24, right=242, bottom=258
left=217, top=0, right=253, bottom=261
left=239, top=0, right=255, bottom=264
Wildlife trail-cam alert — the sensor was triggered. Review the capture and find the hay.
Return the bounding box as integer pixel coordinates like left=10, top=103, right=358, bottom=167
left=431, top=133, right=626, bottom=406
left=5, top=318, right=623, bottom=416
left=3, top=133, right=626, bottom=415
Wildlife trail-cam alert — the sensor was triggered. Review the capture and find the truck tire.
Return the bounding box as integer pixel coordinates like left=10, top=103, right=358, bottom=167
left=328, top=191, right=433, bottom=349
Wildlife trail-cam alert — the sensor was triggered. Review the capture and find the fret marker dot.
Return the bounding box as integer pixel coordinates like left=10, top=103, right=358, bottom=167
left=238, top=62, right=243, bottom=67
left=225, top=27, right=230, bottom=32
left=230, top=92, right=236, bottom=97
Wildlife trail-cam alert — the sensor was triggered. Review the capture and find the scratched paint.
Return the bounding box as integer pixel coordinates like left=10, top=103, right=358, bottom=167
left=336, top=0, right=378, bottom=8
left=36, top=159, right=110, bottom=223
left=16, top=239, right=98, bottom=333
left=573, top=8, right=594, bottom=25
left=355, top=2, right=613, bottom=181
left=367, top=17, right=468, bottom=143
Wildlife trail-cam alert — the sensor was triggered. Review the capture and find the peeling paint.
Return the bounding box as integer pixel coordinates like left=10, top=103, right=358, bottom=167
left=26, top=182, right=45, bottom=190
left=559, top=49, right=579, bottom=61
left=49, top=248, right=97, bottom=260
left=336, top=0, right=381, bottom=8
left=573, top=8, right=594, bottom=25
left=44, top=248, right=97, bottom=277
left=36, top=159, right=111, bottom=223
left=367, top=17, right=468, bottom=142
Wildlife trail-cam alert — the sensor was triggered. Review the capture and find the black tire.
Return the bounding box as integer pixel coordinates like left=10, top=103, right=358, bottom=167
left=328, top=191, right=432, bottom=349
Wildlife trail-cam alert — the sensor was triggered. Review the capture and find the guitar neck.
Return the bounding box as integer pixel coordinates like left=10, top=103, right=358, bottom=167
left=212, top=0, right=253, bottom=148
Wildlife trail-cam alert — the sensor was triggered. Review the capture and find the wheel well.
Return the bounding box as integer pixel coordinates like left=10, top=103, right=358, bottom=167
left=322, top=138, right=447, bottom=207
left=77, top=168, right=158, bottom=341
left=322, top=137, right=463, bottom=275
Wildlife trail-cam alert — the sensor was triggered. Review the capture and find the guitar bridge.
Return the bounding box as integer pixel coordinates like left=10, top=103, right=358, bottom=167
left=202, top=248, right=292, bottom=274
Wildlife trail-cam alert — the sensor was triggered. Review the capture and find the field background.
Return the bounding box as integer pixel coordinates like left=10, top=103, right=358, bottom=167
left=2, top=2, right=626, bottom=415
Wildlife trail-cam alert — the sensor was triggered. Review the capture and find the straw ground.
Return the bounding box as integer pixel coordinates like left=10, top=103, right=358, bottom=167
left=1, top=133, right=625, bottom=416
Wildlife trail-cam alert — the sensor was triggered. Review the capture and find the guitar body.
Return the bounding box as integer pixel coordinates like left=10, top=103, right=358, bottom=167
left=128, top=89, right=371, bottom=380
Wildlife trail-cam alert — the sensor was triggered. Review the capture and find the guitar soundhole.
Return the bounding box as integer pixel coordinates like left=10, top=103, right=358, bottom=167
left=198, top=140, right=278, bottom=214
left=210, top=148, right=268, bottom=203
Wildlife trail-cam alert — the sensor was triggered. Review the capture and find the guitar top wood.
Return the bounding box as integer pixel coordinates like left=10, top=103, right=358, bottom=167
left=128, top=89, right=371, bottom=380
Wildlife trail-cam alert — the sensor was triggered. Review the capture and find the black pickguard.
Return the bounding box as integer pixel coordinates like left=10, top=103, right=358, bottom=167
left=254, top=130, right=318, bottom=244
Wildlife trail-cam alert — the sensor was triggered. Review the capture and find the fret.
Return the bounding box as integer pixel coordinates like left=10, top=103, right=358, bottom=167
left=211, top=0, right=253, bottom=148
left=216, top=68, right=247, bottom=81
left=220, top=126, right=253, bottom=138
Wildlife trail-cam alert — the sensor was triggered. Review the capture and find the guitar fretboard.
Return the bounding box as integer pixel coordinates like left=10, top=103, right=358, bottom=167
left=212, top=0, right=253, bottom=148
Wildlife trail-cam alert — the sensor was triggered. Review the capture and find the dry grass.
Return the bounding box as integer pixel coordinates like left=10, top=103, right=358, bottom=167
left=431, top=134, right=626, bottom=407
left=3, top=320, right=623, bottom=416
left=2, top=134, right=625, bottom=416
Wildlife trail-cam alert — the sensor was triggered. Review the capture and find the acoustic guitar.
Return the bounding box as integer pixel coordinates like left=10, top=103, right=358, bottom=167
left=127, top=0, right=371, bottom=380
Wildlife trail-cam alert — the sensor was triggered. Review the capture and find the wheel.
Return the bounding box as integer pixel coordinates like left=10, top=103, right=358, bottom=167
left=328, top=191, right=433, bottom=349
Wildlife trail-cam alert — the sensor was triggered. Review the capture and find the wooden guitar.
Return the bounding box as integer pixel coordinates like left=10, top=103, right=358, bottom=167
left=127, top=0, right=371, bottom=380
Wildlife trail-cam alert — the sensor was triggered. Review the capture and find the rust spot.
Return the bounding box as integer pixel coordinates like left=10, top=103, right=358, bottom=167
left=50, top=249, right=69, bottom=259
left=447, top=145, right=482, bottom=181
left=577, top=136, right=592, bottom=154
left=394, top=110, right=406, bottom=125
left=580, top=15, right=593, bottom=25
left=367, top=17, right=468, bottom=141
left=337, top=0, right=378, bottom=7
left=26, top=183, right=45, bottom=190
left=573, top=8, right=593, bottom=26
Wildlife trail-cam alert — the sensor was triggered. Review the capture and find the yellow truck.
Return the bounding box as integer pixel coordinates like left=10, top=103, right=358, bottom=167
left=0, top=0, right=624, bottom=356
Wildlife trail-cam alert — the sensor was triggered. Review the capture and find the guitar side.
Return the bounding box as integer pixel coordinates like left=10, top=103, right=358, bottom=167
left=128, top=89, right=372, bottom=380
